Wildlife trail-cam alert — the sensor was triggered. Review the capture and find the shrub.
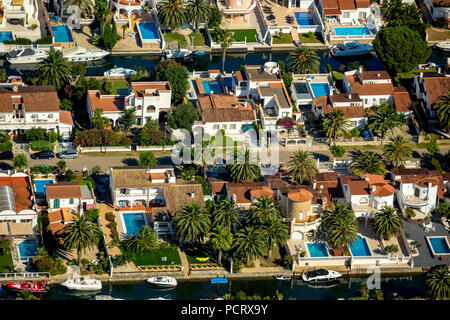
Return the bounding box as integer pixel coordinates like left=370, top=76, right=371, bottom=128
left=30, top=140, right=52, bottom=151
left=208, top=7, right=222, bottom=28
left=75, top=129, right=132, bottom=147
left=81, top=258, right=90, bottom=265
left=139, top=151, right=157, bottom=166
left=405, top=207, right=415, bottom=219
left=4, top=37, right=32, bottom=45
left=37, top=36, right=52, bottom=44
left=138, top=127, right=168, bottom=146
left=85, top=208, right=99, bottom=223
left=105, top=212, right=115, bottom=222
left=60, top=99, right=74, bottom=111
left=330, top=144, right=346, bottom=158
left=425, top=140, right=439, bottom=154
left=13, top=154, right=28, bottom=169
left=277, top=117, right=295, bottom=129
left=349, top=128, right=361, bottom=138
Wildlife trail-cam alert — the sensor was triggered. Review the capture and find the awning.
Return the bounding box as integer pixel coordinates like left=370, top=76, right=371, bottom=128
left=8, top=222, right=33, bottom=236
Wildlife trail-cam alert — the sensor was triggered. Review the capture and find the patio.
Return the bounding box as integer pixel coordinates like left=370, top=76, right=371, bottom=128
left=356, top=221, right=385, bottom=256
left=259, top=0, right=307, bottom=28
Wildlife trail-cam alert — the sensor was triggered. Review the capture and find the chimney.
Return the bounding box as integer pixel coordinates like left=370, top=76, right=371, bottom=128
left=371, top=185, right=376, bottom=193
left=189, top=192, right=195, bottom=198
left=313, top=180, right=317, bottom=189
left=12, top=83, right=18, bottom=92
left=232, top=194, right=237, bottom=202
left=358, top=65, right=363, bottom=73
left=438, top=67, right=441, bottom=74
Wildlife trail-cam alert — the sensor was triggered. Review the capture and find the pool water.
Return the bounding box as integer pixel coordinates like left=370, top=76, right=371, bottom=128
left=123, top=213, right=147, bottom=235
left=138, top=23, right=159, bottom=39
left=429, top=237, right=450, bottom=254
left=201, top=80, right=222, bottom=94
left=223, top=77, right=233, bottom=90
left=51, top=25, right=73, bottom=42
left=310, top=83, right=330, bottom=97
left=349, top=236, right=372, bottom=256
left=307, top=242, right=329, bottom=257
left=295, top=12, right=315, bottom=25
left=34, top=179, right=53, bottom=197
left=334, top=26, right=371, bottom=36
left=0, top=31, right=13, bottom=43
left=18, top=239, right=38, bottom=260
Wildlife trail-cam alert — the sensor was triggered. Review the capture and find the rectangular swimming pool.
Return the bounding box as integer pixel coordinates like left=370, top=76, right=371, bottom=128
left=349, top=236, right=372, bottom=256
left=427, top=236, right=450, bottom=256
left=307, top=242, right=329, bottom=257
left=310, top=83, right=330, bottom=98
left=18, top=239, right=38, bottom=260
left=201, top=80, right=222, bottom=94
left=334, top=26, right=371, bottom=36
left=0, top=31, right=13, bottom=43
left=137, top=22, right=159, bottom=40
left=34, top=179, right=53, bottom=197
left=51, top=25, right=73, bottom=42
left=295, top=12, right=315, bottom=26
left=122, top=212, right=147, bottom=235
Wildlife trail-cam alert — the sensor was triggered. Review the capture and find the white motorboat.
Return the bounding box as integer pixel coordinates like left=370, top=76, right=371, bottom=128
left=91, top=295, right=125, bottom=300
left=331, top=41, right=373, bottom=57
left=147, top=276, right=177, bottom=288
left=275, top=275, right=292, bottom=281
left=302, top=269, right=342, bottom=282
left=62, top=46, right=110, bottom=62
left=61, top=275, right=102, bottom=291
left=164, top=48, right=191, bottom=59
left=6, top=48, right=48, bottom=64
left=104, top=67, right=136, bottom=77
left=435, top=41, right=450, bottom=52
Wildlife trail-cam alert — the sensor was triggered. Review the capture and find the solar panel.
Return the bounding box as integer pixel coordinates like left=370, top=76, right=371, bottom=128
left=294, top=83, right=309, bottom=94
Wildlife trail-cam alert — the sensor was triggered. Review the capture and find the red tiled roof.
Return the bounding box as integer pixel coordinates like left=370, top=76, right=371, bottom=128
left=324, top=8, right=342, bottom=14
left=423, top=77, right=450, bottom=107
left=355, top=0, right=370, bottom=7
left=59, top=110, right=74, bottom=126
left=87, top=90, right=125, bottom=113
left=393, top=88, right=412, bottom=113
left=0, top=177, right=33, bottom=213
left=0, top=86, right=59, bottom=113
left=338, top=0, right=356, bottom=10
left=198, top=94, right=255, bottom=122
left=227, top=182, right=266, bottom=204
left=371, top=184, right=396, bottom=197
left=287, top=189, right=314, bottom=202
left=46, top=182, right=81, bottom=199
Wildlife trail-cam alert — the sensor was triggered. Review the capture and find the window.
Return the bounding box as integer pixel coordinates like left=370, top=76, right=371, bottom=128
left=0, top=116, right=4, bottom=121
left=213, top=124, right=219, bottom=129
left=359, top=12, right=366, bottom=19
left=48, top=114, right=53, bottom=118
left=230, top=124, right=236, bottom=129
left=343, top=12, right=350, bottom=18
left=359, top=197, right=368, bottom=204
left=53, top=199, right=60, bottom=208
left=69, top=198, right=74, bottom=204
left=222, top=124, right=227, bottom=129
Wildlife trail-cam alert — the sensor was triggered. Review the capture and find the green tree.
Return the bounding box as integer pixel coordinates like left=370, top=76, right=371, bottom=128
left=92, top=108, right=109, bottom=129
left=233, top=226, right=265, bottom=263
left=122, top=226, right=160, bottom=253
left=37, top=49, right=72, bottom=90
left=13, top=154, right=28, bottom=169
left=186, top=0, right=211, bottom=32
left=373, top=206, right=403, bottom=240
left=208, top=226, right=233, bottom=266
left=322, top=109, right=351, bottom=142
left=167, top=103, right=199, bottom=132
left=56, top=160, right=67, bottom=174
left=155, top=63, right=189, bottom=104
left=64, top=0, right=94, bottom=18
left=174, top=202, right=211, bottom=244
left=121, top=107, right=136, bottom=130
left=320, top=203, right=357, bottom=251
left=63, top=216, right=99, bottom=266
left=350, top=151, right=386, bottom=175
left=286, top=46, right=320, bottom=74
left=382, top=0, right=427, bottom=38
left=138, top=151, right=157, bottom=166
left=157, top=0, right=187, bottom=31
left=426, top=139, right=440, bottom=155
left=330, top=144, right=346, bottom=158
left=368, top=102, right=407, bottom=139
left=94, top=0, right=111, bottom=36
left=373, top=26, right=431, bottom=75
left=260, top=216, right=289, bottom=258
left=383, top=135, right=413, bottom=168
left=213, top=199, right=239, bottom=230
left=438, top=202, right=450, bottom=219
left=249, top=196, right=281, bottom=225
left=384, top=244, right=399, bottom=256
left=285, top=150, right=317, bottom=185
left=216, top=28, right=232, bottom=74
left=208, top=6, right=222, bottom=28
left=434, top=91, right=450, bottom=132
left=425, top=265, right=450, bottom=300
left=226, top=148, right=261, bottom=183
left=103, top=22, right=116, bottom=50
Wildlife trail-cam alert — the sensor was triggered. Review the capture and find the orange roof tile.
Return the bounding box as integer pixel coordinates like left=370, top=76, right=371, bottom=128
left=393, top=88, right=412, bottom=113
left=198, top=94, right=255, bottom=122
left=0, top=177, right=33, bottom=213
left=87, top=90, right=125, bottom=113
left=287, top=189, right=314, bottom=202
left=46, top=182, right=81, bottom=199
left=59, top=110, right=74, bottom=126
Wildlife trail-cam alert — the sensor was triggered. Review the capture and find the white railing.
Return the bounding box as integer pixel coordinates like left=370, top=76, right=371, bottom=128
left=0, top=272, right=50, bottom=279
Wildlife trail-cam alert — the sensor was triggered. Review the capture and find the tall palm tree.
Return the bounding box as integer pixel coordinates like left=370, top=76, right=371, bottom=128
left=64, top=0, right=94, bottom=18
left=383, top=135, right=413, bottom=168
left=320, top=202, right=354, bottom=234
left=349, top=151, right=387, bottom=176
left=260, top=216, right=289, bottom=259
left=426, top=265, right=450, bottom=300
left=320, top=203, right=357, bottom=250
left=367, top=102, right=407, bottom=139
left=186, top=0, right=211, bottom=33
left=226, top=148, right=261, bottom=183
left=233, top=226, right=265, bottom=263
left=157, top=0, right=187, bottom=31
left=322, top=109, right=351, bottom=143
left=286, top=46, right=320, bottom=74
left=213, top=199, right=239, bottom=230
left=122, top=226, right=159, bottom=253
left=94, top=0, right=111, bottom=36
left=193, top=133, right=214, bottom=180
left=373, top=206, right=403, bottom=241
left=249, top=196, right=281, bottom=224
left=216, top=28, right=232, bottom=74
left=285, top=150, right=317, bottom=185
left=434, top=91, right=450, bottom=132
left=174, top=202, right=211, bottom=244
left=63, top=216, right=99, bottom=267
left=37, top=49, right=72, bottom=90
left=92, top=108, right=109, bottom=129
left=208, top=226, right=233, bottom=266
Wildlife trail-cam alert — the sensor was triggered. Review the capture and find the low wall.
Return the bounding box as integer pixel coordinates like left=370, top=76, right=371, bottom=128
left=135, top=145, right=175, bottom=151
left=79, top=146, right=132, bottom=153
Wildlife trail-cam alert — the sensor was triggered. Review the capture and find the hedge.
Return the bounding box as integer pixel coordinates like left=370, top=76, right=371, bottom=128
left=30, top=140, right=53, bottom=151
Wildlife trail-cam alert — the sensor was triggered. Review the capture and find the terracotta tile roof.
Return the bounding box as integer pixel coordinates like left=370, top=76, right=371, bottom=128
left=341, top=175, right=396, bottom=197
left=393, top=88, right=412, bottom=113
left=49, top=222, right=65, bottom=236
left=322, top=0, right=339, bottom=9
left=346, top=74, right=394, bottom=96
left=360, top=71, right=391, bottom=81
left=235, top=71, right=245, bottom=82
left=431, top=0, right=450, bottom=7
left=227, top=182, right=266, bottom=204
left=338, top=0, right=355, bottom=10
left=263, top=176, right=295, bottom=189
left=330, top=93, right=363, bottom=103
left=287, top=189, right=314, bottom=202
left=197, top=94, right=255, bottom=122
left=0, top=86, right=59, bottom=113
left=355, top=0, right=370, bottom=7
left=150, top=172, right=168, bottom=181
left=87, top=90, right=125, bottom=113
left=322, top=104, right=366, bottom=119
left=340, top=176, right=371, bottom=195
left=48, top=210, right=64, bottom=224
left=208, top=177, right=229, bottom=195
left=257, top=82, right=292, bottom=109
left=59, top=110, right=74, bottom=126
left=316, top=172, right=339, bottom=181
left=0, top=177, right=33, bottom=213
left=423, top=76, right=450, bottom=107
left=249, top=186, right=274, bottom=199
left=371, top=184, right=396, bottom=197
left=110, top=166, right=174, bottom=188
left=324, top=8, right=341, bottom=14
left=46, top=182, right=82, bottom=199
left=278, top=185, right=329, bottom=205
left=131, top=81, right=171, bottom=96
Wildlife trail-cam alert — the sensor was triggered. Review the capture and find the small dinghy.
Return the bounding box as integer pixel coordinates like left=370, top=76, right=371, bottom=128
left=147, top=276, right=177, bottom=288
left=275, top=275, right=291, bottom=281
left=210, top=277, right=228, bottom=284
left=192, top=50, right=207, bottom=56
left=436, top=41, right=450, bottom=52
left=61, top=275, right=102, bottom=291
left=3, top=280, right=49, bottom=293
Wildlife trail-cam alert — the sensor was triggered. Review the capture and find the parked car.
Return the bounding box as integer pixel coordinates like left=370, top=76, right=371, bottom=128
left=56, top=149, right=79, bottom=159
left=0, top=151, right=13, bottom=160
left=30, top=151, right=55, bottom=159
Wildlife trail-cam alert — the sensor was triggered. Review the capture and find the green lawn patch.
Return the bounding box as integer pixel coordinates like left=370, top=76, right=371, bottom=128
left=298, top=32, right=323, bottom=43
left=125, top=247, right=181, bottom=266
left=185, top=246, right=217, bottom=264
left=191, top=32, right=206, bottom=46
left=230, top=29, right=258, bottom=42
left=332, top=71, right=344, bottom=81
left=0, top=252, right=14, bottom=272
left=398, top=69, right=437, bottom=80
left=272, top=33, right=293, bottom=44
left=109, top=79, right=130, bottom=94
left=163, top=32, right=187, bottom=46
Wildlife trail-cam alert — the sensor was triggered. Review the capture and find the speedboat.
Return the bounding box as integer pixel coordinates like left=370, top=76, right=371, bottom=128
left=62, top=46, right=110, bottom=62
left=164, top=48, right=192, bottom=59
left=275, top=275, right=292, bottom=281
left=6, top=48, right=48, bottom=64
left=3, top=281, right=49, bottom=293
left=415, top=62, right=437, bottom=70
left=147, top=276, right=177, bottom=288
left=331, top=41, right=373, bottom=57
left=435, top=41, right=450, bottom=52
left=104, top=67, right=136, bottom=77
left=192, top=50, right=207, bottom=56
left=302, top=269, right=342, bottom=282
left=61, top=275, right=102, bottom=291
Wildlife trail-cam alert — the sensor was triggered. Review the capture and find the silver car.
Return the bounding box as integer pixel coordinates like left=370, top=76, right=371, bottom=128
left=57, top=149, right=79, bottom=159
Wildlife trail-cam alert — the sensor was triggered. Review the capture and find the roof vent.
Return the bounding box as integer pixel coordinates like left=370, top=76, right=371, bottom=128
left=377, top=73, right=380, bottom=77
left=371, top=185, right=376, bottom=192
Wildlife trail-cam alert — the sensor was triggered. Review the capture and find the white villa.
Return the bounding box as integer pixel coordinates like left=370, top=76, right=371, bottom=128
left=423, top=0, right=450, bottom=24
left=45, top=182, right=96, bottom=215
left=0, top=0, right=37, bottom=28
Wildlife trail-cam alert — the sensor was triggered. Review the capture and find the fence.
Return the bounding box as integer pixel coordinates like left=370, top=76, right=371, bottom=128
left=135, top=145, right=175, bottom=151
left=96, top=216, right=113, bottom=277
left=0, top=272, right=50, bottom=279
left=79, top=146, right=132, bottom=153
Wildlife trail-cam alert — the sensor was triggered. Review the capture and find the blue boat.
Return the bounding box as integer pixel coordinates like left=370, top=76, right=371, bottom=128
left=210, top=278, right=228, bottom=284
left=192, top=50, right=207, bottom=56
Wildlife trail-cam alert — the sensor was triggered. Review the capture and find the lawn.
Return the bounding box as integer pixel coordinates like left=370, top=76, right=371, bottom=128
left=163, top=32, right=187, bottom=46
left=258, top=245, right=282, bottom=268
left=126, top=247, right=181, bottom=266
left=0, top=252, right=13, bottom=272
left=191, top=32, right=206, bottom=46
left=109, top=79, right=129, bottom=94
left=272, top=32, right=293, bottom=44
left=230, top=29, right=258, bottom=42
left=298, top=32, right=323, bottom=43
left=184, top=246, right=217, bottom=264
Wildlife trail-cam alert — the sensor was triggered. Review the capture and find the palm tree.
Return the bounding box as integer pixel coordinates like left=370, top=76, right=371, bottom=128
left=122, top=226, right=159, bottom=253
left=157, top=0, right=187, bottom=31
left=367, top=102, right=407, bottom=139
left=121, top=24, right=128, bottom=38
left=320, top=202, right=354, bottom=233
left=322, top=109, right=351, bottom=143
left=17, top=291, right=40, bottom=300
left=286, top=46, right=320, bottom=74
left=226, top=148, right=261, bottom=183
left=174, top=202, right=211, bottom=244
left=372, top=206, right=403, bottom=240
left=233, top=226, right=265, bottom=263
left=349, top=151, right=387, bottom=176
left=64, top=0, right=94, bottom=18
left=208, top=226, right=233, bottom=266
left=216, top=28, right=232, bottom=74
left=186, top=0, right=211, bottom=33
left=92, top=108, right=109, bottom=129
left=193, top=133, right=214, bottom=180
left=383, top=135, right=413, bottom=168
left=425, top=265, right=450, bottom=300
left=37, top=49, right=72, bottom=90
left=320, top=203, right=358, bottom=251
left=434, top=91, right=450, bottom=132
left=63, top=216, right=99, bottom=266
left=249, top=196, right=281, bottom=224
left=94, top=0, right=111, bottom=36
left=285, top=150, right=317, bottom=185
left=260, top=216, right=289, bottom=259
left=213, top=199, right=239, bottom=230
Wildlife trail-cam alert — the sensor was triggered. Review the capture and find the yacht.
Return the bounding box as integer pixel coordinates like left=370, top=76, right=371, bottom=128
left=435, top=41, right=450, bottom=52
left=62, top=46, right=110, bottom=62
left=302, top=269, right=342, bottom=283
left=104, top=67, right=136, bottom=77
left=147, top=276, right=177, bottom=288
left=164, top=48, right=192, bottom=59
left=331, top=41, right=373, bottom=57
left=61, top=275, right=102, bottom=291
left=6, top=48, right=48, bottom=64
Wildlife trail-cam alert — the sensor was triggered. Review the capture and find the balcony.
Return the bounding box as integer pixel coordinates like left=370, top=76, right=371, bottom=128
left=404, top=195, right=430, bottom=208
left=217, top=0, right=256, bottom=15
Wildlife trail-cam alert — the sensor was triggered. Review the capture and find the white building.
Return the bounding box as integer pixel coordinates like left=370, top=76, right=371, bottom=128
left=45, top=182, right=95, bottom=215
left=319, top=0, right=374, bottom=23
left=0, top=0, right=37, bottom=28
left=412, top=72, right=450, bottom=121
left=423, top=0, right=450, bottom=24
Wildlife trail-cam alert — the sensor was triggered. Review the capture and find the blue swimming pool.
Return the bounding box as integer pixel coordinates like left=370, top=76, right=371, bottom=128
left=223, top=77, right=233, bottom=90
left=428, top=237, right=450, bottom=255
left=18, top=239, right=38, bottom=260
left=202, top=80, right=222, bottom=94
left=310, top=83, right=330, bottom=97
left=34, top=179, right=53, bottom=197
left=334, top=26, right=371, bottom=36
left=123, top=213, right=147, bottom=235
left=51, top=25, right=73, bottom=42
left=295, top=12, right=315, bottom=25
left=0, top=31, right=13, bottom=43
left=138, top=23, right=159, bottom=40
left=349, top=236, right=372, bottom=256
left=307, top=242, right=329, bottom=257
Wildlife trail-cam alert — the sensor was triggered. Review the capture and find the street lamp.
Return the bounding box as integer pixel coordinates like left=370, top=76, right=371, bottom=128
left=163, top=121, right=167, bottom=151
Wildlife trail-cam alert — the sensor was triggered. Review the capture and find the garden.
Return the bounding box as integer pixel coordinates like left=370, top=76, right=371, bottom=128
left=0, top=238, right=14, bottom=273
